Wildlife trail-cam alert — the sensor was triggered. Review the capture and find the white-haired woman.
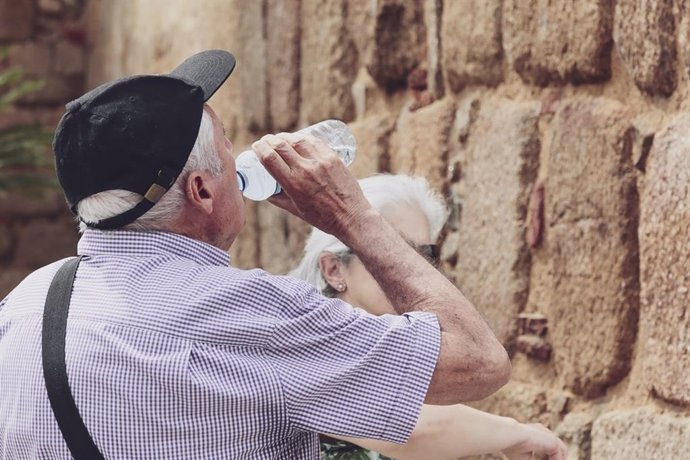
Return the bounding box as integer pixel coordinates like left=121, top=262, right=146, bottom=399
left=291, top=174, right=567, bottom=460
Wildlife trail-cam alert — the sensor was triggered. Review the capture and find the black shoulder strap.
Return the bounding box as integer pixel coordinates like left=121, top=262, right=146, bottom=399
left=42, top=256, right=106, bottom=460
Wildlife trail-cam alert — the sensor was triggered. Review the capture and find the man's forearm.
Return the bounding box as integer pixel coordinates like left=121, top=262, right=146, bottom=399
left=340, top=209, right=495, bottom=341
left=339, top=209, right=510, bottom=402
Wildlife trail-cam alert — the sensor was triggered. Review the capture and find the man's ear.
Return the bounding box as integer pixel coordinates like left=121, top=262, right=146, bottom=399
left=185, top=170, right=215, bottom=215
left=318, top=252, right=346, bottom=290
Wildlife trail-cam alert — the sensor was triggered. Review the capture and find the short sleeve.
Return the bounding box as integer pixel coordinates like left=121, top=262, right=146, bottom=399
left=266, top=285, right=440, bottom=444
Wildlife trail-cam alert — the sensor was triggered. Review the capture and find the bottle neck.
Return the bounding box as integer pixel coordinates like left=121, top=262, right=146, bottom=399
left=236, top=171, right=247, bottom=192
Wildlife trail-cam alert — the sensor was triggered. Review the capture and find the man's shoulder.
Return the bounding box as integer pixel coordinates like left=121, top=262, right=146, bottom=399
left=209, top=267, right=318, bottom=306
left=1, top=257, right=74, bottom=315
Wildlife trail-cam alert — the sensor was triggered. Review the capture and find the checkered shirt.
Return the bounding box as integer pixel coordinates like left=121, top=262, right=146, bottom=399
left=0, top=229, right=440, bottom=459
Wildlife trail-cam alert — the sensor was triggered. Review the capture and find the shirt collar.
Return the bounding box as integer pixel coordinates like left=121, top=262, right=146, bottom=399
left=78, top=229, right=231, bottom=267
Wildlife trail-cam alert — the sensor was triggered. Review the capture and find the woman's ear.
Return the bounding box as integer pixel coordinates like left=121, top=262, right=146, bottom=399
left=185, top=170, right=215, bottom=215
left=318, top=252, right=346, bottom=290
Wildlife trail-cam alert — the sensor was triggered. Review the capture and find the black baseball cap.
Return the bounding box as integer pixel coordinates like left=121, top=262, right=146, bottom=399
left=53, top=49, right=236, bottom=229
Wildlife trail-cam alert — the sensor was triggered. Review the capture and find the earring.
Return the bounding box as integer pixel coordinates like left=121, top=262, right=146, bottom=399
left=336, top=282, right=347, bottom=292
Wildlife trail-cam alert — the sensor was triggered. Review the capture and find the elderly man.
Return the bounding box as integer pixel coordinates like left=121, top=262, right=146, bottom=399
left=0, top=50, right=510, bottom=459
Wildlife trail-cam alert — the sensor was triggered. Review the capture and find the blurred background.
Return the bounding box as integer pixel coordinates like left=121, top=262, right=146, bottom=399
left=0, top=0, right=688, bottom=458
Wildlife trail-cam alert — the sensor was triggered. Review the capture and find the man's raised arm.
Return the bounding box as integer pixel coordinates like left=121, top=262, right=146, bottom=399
left=252, top=133, right=510, bottom=404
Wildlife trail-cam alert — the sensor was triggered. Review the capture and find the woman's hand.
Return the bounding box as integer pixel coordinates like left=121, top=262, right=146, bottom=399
left=501, top=422, right=567, bottom=460
left=324, top=405, right=567, bottom=460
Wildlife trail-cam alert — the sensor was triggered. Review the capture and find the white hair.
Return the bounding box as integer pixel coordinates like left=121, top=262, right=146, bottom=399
left=290, top=174, right=449, bottom=293
left=76, top=108, right=222, bottom=232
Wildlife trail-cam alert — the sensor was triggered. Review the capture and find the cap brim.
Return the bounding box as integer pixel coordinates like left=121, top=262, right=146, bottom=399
left=169, top=50, right=236, bottom=101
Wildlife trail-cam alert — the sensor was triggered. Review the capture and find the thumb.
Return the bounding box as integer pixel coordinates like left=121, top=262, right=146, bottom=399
left=267, top=193, right=303, bottom=218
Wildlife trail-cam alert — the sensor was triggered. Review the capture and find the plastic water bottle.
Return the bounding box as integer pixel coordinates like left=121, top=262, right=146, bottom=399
left=235, top=120, right=356, bottom=201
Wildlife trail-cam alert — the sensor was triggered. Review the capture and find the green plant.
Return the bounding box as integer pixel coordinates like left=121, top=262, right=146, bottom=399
left=0, top=47, right=56, bottom=194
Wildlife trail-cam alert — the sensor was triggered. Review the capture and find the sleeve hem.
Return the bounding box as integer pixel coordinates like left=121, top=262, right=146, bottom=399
left=380, top=312, right=441, bottom=444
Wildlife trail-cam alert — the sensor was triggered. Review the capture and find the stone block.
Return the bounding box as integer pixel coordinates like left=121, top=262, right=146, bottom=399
left=84, top=0, right=247, bottom=142
left=0, top=268, right=33, bottom=299
left=345, top=0, right=376, bottom=64
left=257, top=203, right=310, bottom=275
left=352, top=68, right=408, bottom=120
left=0, top=224, right=12, bottom=259
left=266, top=0, right=300, bottom=132
left=8, top=42, right=52, bottom=75
left=389, top=98, right=455, bottom=189
left=237, top=0, right=268, bottom=134
left=0, top=190, right=67, bottom=217
left=441, top=0, right=502, bottom=92
left=543, top=97, right=639, bottom=399
left=449, top=97, right=540, bottom=346
left=591, top=407, right=690, bottom=459
left=555, top=411, right=595, bottom=460
left=515, top=335, right=551, bottom=362
left=424, top=0, right=444, bottom=98
left=229, top=200, right=259, bottom=270
left=301, top=0, right=358, bottom=124
left=639, top=113, right=690, bottom=406
left=471, top=381, right=571, bottom=428
left=20, top=75, right=84, bottom=106
left=364, top=0, right=425, bottom=89
left=0, top=0, right=36, bottom=40
left=54, top=42, right=85, bottom=75
left=680, top=1, right=690, bottom=82
left=614, top=0, right=677, bottom=97
left=348, top=114, right=395, bottom=178
left=13, top=217, right=79, bottom=269
left=502, top=0, right=613, bottom=85
left=38, top=0, right=63, bottom=14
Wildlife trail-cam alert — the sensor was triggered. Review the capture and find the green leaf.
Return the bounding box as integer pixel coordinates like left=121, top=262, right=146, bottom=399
left=0, top=68, right=22, bottom=87
left=0, top=59, right=54, bottom=194
left=0, top=79, right=45, bottom=110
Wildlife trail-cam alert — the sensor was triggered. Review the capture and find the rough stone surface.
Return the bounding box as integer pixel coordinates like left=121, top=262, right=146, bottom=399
left=54, top=41, right=85, bottom=75
left=365, top=0, right=425, bottom=89
left=8, top=42, right=52, bottom=75
left=301, top=0, right=358, bottom=124
left=348, top=114, right=395, bottom=178
left=0, top=268, right=33, bottom=299
left=389, top=98, right=455, bottom=189
left=266, top=0, right=301, bottom=132
left=0, top=0, right=36, bottom=40
left=229, top=201, right=259, bottom=270
left=442, top=0, right=503, bottom=92
left=346, top=0, right=375, bottom=60
left=543, top=97, right=639, bottom=399
left=38, top=0, right=63, bottom=14
left=502, top=0, right=613, bottom=85
left=614, top=0, right=677, bottom=97
left=639, top=114, right=690, bottom=406
left=556, top=412, right=596, bottom=460
left=0, top=190, right=66, bottom=217
left=21, top=75, right=83, bottom=105
left=472, top=381, right=571, bottom=428
left=13, top=218, right=79, bottom=269
left=591, top=407, right=690, bottom=459
left=450, top=97, right=540, bottom=347
left=351, top=67, right=407, bottom=120
left=0, top=224, right=12, bottom=260
left=258, top=204, right=310, bottom=275
left=84, top=0, right=247, bottom=142
left=237, top=0, right=268, bottom=134
left=424, top=0, right=444, bottom=98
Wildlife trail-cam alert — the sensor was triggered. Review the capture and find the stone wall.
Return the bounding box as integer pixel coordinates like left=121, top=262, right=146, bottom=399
left=3, top=0, right=690, bottom=457
left=0, top=0, right=86, bottom=295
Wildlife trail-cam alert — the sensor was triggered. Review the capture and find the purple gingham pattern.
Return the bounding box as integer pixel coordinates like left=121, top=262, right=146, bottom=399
left=0, top=229, right=440, bottom=459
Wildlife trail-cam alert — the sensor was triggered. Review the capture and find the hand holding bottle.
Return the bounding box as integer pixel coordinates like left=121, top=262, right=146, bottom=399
left=250, top=132, right=373, bottom=239
left=236, top=120, right=356, bottom=201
